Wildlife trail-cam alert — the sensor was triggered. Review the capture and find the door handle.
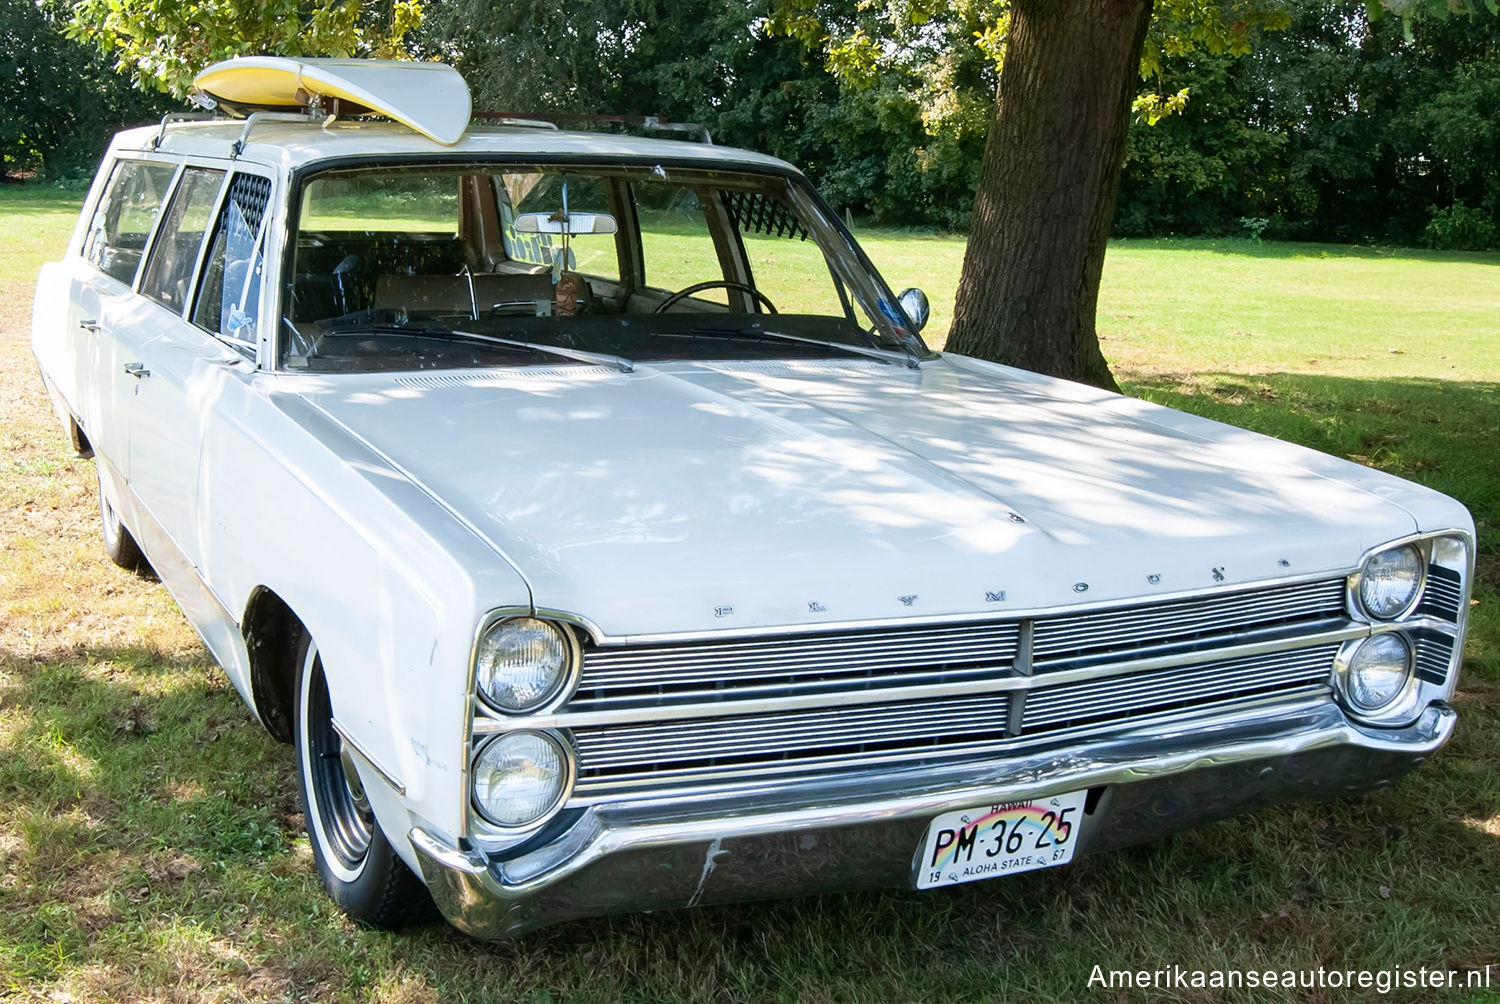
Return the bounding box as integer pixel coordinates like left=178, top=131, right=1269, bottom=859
left=123, top=362, right=150, bottom=379
left=79, top=318, right=100, bottom=334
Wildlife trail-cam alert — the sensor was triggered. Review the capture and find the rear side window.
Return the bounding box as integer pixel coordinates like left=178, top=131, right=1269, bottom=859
left=193, top=173, right=273, bottom=345
left=82, top=159, right=177, bottom=285
left=140, top=167, right=225, bottom=312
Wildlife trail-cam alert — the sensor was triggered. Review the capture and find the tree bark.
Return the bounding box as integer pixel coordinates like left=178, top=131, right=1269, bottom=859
left=945, top=0, right=1154, bottom=391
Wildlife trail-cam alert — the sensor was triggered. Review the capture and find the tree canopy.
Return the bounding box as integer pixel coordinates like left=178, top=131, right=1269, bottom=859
left=1, top=0, right=170, bottom=180
left=68, top=0, right=423, bottom=96
left=1118, top=0, right=1500, bottom=249
left=28, top=0, right=1500, bottom=384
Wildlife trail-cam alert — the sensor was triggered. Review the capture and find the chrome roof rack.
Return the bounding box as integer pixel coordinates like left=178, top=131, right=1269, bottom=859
left=230, top=109, right=329, bottom=158
left=148, top=102, right=329, bottom=157
left=472, top=112, right=713, bottom=144
left=149, top=112, right=220, bottom=150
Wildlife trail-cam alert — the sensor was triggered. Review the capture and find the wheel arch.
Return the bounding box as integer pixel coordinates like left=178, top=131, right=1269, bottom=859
left=242, top=585, right=303, bottom=743
left=69, top=414, right=93, bottom=458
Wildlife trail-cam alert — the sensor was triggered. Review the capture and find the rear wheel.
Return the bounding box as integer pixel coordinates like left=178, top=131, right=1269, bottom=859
left=96, top=462, right=146, bottom=573
left=294, top=629, right=433, bottom=927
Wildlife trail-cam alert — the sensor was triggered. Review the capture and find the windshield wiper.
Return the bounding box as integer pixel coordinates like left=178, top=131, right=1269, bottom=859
left=320, top=322, right=635, bottom=373
left=675, top=324, right=920, bottom=369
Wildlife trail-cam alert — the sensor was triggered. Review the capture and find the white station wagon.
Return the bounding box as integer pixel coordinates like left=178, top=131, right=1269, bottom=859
left=31, top=58, right=1475, bottom=938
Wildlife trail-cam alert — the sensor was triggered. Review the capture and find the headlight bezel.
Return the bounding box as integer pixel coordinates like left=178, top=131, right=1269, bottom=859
left=468, top=728, right=577, bottom=831
left=1349, top=541, right=1427, bottom=623
left=471, top=613, right=582, bottom=716
left=1334, top=631, right=1418, bottom=719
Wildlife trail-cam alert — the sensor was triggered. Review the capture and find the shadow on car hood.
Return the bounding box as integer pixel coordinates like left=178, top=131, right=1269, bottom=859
left=295, top=355, right=1419, bottom=637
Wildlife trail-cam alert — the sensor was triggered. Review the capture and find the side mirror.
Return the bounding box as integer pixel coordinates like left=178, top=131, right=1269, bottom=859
left=513, top=212, right=618, bottom=235
left=898, top=287, right=930, bottom=332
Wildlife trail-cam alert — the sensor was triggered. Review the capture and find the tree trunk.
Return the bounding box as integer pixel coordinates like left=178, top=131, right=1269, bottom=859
left=944, top=0, right=1154, bottom=391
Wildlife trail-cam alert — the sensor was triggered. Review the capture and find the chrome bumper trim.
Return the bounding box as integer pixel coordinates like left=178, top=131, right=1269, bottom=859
left=410, top=700, right=1455, bottom=939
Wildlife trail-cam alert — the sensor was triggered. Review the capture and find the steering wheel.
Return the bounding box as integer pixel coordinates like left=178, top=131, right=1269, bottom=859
left=653, top=280, right=778, bottom=315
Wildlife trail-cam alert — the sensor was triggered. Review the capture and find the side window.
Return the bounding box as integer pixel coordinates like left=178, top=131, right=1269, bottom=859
left=193, top=173, right=273, bottom=344
left=81, top=159, right=177, bottom=285
left=632, top=182, right=729, bottom=302
left=139, top=167, right=225, bottom=313
left=723, top=190, right=849, bottom=318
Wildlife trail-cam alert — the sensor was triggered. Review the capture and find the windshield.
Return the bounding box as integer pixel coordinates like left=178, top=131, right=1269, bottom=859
left=280, top=162, right=930, bottom=373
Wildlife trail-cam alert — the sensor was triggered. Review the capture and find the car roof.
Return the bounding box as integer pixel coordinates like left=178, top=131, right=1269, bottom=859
left=109, top=120, right=799, bottom=176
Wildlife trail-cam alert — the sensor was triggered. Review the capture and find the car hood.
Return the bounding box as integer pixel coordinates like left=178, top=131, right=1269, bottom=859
left=292, top=355, right=1421, bottom=637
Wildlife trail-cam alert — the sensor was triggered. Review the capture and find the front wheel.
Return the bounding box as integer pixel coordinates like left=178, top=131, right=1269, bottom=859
left=294, top=629, right=433, bottom=927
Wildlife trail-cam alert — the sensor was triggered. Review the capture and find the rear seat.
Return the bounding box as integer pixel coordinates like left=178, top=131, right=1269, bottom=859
left=373, top=273, right=557, bottom=314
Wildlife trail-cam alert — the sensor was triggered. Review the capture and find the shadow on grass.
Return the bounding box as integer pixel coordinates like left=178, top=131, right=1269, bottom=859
left=1110, top=236, right=1500, bottom=266
left=3, top=370, right=1500, bottom=997
left=0, top=192, right=85, bottom=216
left=3, top=626, right=1499, bottom=999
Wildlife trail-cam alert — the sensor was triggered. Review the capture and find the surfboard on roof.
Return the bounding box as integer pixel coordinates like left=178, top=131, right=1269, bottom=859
left=192, top=56, right=472, bottom=145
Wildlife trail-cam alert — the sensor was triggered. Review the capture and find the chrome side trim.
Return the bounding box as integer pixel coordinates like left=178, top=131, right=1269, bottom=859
left=471, top=624, right=1368, bottom=733
left=330, top=719, right=407, bottom=796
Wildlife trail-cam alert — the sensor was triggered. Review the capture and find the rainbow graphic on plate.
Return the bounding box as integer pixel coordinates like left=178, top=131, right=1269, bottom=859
left=929, top=802, right=1060, bottom=868
left=918, top=789, right=1089, bottom=889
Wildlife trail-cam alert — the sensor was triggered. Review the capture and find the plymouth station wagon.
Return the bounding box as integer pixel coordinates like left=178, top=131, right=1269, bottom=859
left=30, top=58, right=1475, bottom=937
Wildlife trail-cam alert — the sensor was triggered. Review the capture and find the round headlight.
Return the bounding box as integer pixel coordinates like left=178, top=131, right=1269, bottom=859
left=471, top=730, right=572, bottom=827
left=474, top=617, right=573, bottom=713
left=1357, top=544, right=1424, bottom=620
left=1343, top=634, right=1413, bottom=712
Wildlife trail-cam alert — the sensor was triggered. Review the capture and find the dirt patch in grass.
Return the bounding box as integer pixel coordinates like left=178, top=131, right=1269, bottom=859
left=0, top=282, right=201, bottom=664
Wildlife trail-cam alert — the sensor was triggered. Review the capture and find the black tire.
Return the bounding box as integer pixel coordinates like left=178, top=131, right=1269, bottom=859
left=96, top=462, right=147, bottom=573
left=293, top=629, right=434, bottom=928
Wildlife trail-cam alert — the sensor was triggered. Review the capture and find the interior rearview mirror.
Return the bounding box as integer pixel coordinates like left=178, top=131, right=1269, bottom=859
left=898, top=287, right=930, bottom=332
left=513, top=212, right=618, bottom=235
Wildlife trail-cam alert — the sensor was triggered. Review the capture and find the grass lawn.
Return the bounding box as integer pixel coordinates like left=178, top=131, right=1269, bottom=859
left=2, top=185, right=1497, bottom=1002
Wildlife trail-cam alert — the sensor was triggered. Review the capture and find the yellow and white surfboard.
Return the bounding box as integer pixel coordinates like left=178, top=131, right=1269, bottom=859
left=193, top=57, right=472, bottom=145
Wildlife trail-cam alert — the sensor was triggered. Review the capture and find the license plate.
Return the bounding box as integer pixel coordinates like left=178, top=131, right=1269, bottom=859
left=915, top=789, right=1089, bottom=890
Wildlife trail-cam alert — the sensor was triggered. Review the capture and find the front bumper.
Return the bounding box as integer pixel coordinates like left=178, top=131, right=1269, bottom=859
left=409, top=699, right=1455, bottom=939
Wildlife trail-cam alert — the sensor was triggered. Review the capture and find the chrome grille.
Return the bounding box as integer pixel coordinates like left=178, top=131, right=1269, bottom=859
left=1021, top=646, right=1337, bottom=733
left=1413, top=631, right=1456, bottom=684
left=571, top=621, right=1020, bottom=711
left=564, top=577, right=1352, bottom=802
left=569, top=647, right=1341, bottom=801
left=1418, top=566, right=1464, bottom=622
left=574, top=694, right=1010, bottom=781
left=1032, top=578, right=1346, bottom=665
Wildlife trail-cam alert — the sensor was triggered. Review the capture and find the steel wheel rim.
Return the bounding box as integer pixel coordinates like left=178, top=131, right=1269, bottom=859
left=300, top=641, right=374, bottom=879
left=98, top=469, right=122, bottom=544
